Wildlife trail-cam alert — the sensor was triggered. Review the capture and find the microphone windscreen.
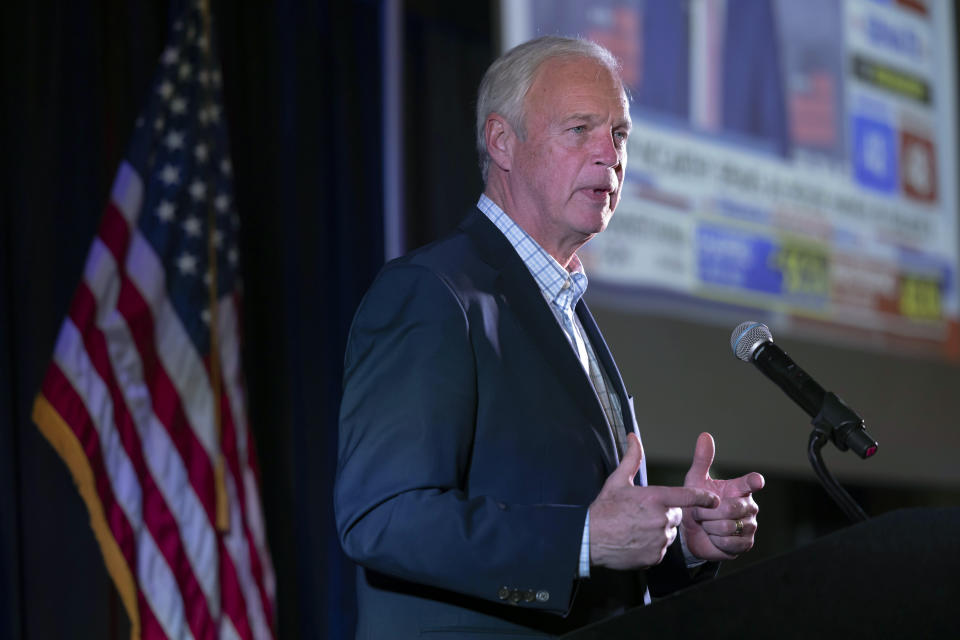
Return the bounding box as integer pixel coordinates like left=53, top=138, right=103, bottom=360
left=731, top=321, right=773, bottom=362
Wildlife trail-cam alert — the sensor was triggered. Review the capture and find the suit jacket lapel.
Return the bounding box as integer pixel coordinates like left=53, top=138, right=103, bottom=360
left=460, top=210, right=619, bottom=469
left=577, top=299, right=648, bottom=485
left=575, top=300, right=634, bottom=435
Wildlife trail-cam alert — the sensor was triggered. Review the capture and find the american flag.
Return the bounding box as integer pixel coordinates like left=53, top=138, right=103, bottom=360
left=788, top=70, right=837, bottom=149
left=31, top=2, right=275, bottom=639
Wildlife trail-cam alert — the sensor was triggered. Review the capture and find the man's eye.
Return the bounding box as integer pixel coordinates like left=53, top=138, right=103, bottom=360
left=613, top=131, right=628, bottom=143
left=570, top=125, right=586, bottom=134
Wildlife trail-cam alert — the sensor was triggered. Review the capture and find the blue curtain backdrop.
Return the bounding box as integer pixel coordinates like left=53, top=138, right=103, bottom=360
left=2, top=3, right=174, bottom=638
left=1, top=0, right=493, bottom=635
left=0, top=0, right=422, bottom=637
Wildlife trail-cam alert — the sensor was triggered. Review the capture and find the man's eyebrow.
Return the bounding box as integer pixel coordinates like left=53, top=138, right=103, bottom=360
left=561, top=113, right=632, bottom=130
left=561, top=113, right=602, bottom=124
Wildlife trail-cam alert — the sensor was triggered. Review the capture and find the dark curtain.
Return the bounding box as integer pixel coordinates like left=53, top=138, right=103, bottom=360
left=0, top=0, right=448, bottom=637
left=402, top=0, right=491, bottom=249
left=2, top=4, right=173, bottom=639
left=218, top=2, right=386, bottom=637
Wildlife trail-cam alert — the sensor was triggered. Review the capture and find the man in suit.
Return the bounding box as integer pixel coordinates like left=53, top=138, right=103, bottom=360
left=335, top=36, right=764, bottom=638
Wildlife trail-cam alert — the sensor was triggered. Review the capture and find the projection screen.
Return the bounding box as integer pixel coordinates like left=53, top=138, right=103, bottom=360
left=502, top=0, right=958, bottom=361
left=498, top=0, right=960, bottom=487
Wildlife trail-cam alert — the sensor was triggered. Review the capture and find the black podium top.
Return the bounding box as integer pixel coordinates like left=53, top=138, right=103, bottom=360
left=565, top=507, right=960, bottom=639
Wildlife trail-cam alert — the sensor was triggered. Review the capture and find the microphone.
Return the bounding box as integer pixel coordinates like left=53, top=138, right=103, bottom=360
left=730, top=321, right=878, bottom=459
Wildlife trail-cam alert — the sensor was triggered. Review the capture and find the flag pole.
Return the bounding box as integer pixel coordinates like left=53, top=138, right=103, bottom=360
left=199, top=0, right=230, bottom=534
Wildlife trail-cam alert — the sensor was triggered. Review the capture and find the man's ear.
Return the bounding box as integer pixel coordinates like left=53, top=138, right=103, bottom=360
left=485, top=113, right=516, bottom=173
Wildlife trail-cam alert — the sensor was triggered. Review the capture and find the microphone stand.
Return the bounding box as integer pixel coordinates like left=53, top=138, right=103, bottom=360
left=807, top=430, right=867, bottom=522
left=731, top=324, right=878, bottom=523
left=807, top=392, right=870, bottom=523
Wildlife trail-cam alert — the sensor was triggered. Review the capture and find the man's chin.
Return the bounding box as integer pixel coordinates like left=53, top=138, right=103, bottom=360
left=562, top=203, right=613, bottom=242
left=592, top=208, right=614, bottom=234
left=576, top=220, right=609, bottom=242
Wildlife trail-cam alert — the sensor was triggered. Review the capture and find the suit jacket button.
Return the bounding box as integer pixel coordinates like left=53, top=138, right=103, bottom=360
left=509, top=589, right=521, bottom=604
left=536, top=590, right=550, bottom=603
left=497, top=586, right=510, bottom=600
left=523, top=589, right=536, bottom=602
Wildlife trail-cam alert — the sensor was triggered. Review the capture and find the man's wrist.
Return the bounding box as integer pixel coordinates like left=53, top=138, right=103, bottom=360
left=678, top=528, right=707, bottom=568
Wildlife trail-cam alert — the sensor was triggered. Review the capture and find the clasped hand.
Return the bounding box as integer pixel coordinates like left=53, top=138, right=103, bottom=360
left=589, top=432, right=763, bottom=570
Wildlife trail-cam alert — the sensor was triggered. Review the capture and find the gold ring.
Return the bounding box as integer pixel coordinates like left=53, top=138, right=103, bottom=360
left=734, top=519, right=744, bottom=536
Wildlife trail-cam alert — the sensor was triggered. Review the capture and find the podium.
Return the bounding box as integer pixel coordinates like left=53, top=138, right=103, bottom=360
left=564, top=508, right=960, bottom=638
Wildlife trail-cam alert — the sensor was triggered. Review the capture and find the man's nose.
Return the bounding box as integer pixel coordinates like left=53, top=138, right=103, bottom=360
left=592, top=131, right=620, bottom=168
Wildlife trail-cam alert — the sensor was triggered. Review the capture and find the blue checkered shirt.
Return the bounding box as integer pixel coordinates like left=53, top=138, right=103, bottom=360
left=477, top=194, right=627, bottom=579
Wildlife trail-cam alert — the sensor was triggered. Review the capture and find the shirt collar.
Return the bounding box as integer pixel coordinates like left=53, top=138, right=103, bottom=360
left=476, top=194, right=588, bottom=310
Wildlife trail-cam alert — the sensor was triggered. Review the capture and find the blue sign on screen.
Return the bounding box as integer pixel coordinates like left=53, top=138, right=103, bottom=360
left=852, top=114, right=898, bottom=193
left=697, top=226, right=782, bottom=295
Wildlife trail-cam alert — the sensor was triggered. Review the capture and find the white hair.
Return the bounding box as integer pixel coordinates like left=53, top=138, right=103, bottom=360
left=475, top=35, right=624, bottom=182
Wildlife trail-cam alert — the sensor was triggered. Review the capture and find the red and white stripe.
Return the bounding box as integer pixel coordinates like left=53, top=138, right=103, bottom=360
left=40, top=161, right=275, bottom=639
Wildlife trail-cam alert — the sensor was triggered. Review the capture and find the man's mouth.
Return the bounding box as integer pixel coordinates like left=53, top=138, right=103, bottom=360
left=582, top=183, right=616, bottom=201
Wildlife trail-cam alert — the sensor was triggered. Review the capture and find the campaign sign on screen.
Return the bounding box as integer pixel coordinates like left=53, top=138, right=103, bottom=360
left=697, top=225, right=782, bottom=295
left=852, top=114, right=898, bottom=194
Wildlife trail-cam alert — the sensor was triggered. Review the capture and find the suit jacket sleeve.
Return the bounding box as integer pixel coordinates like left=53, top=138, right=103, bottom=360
left=334, top=262, right=587, bottom=614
